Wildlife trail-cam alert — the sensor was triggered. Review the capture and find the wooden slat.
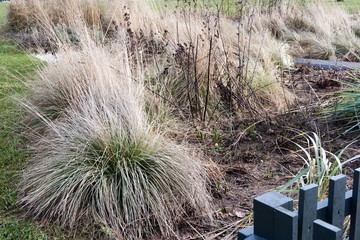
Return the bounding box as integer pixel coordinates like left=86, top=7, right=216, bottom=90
left=298, top=184, right=318, bottom=240
left=350, top=168, right=360, bottom=240
left=316, top=199, right=328, bottom=220
left=328, top=174, right=346, bottom=231
left=345, top=190, right=353, bottom=216
left=253, top=192, right=293, bottom=240
left=317, top=190, right=352, bottom=220
left=313, top=219, right=342, bottom=240
left=243, top=235, right=267, bottom=240
left=238, top=227, right=254, bottom=240
left=237, top=171, right=360, bottom=240
left=274, top=206, right=298, bottom=240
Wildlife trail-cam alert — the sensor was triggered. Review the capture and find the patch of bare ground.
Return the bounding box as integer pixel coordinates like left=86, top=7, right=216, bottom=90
left=175, top=66, right=360, bottom=239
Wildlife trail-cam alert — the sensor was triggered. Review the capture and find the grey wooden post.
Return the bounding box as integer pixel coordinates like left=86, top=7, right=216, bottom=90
left=345, top=190, right=353, bottom=216
left=243, top=236, right=267, bottom=240
left=238, top=227, right=254, bottom=240
left=328, top=174, right=346, bottom=232
left=253, top=192, right=293, bottom=240
left=350, top=168, right=360, bottom=240
left=237, top=170, right=360, bottom=240
left=298, top=184, right=318, bottom=240
left=274, top=206, right=298, bottom=240
left=313, top=219, right=342, bottom=240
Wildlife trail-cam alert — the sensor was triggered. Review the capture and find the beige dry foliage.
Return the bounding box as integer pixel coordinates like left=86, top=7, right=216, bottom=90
left=7, top=0, right=101, bottom=30
left=6, top=0, right=103, bottom=50
left=253, top=1, right=360, bottom=59
left=20, top=37, right=212, bottom=239
left=103, top=0, right=295, bottom=115
left=6, top=0, right=296, bottom=116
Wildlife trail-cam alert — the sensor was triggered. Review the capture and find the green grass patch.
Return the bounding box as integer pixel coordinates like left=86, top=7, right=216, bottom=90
left=0, top=3, right=53, bottom=239
left=0, top=2, right=10, bottom=25
left=150, top=0, right=242, bottom=16
left=0, top=40, right=49, bottom=240
left=0, top=218, right=50, bottom=240
left=324, top=75, right=360, bottom=134
left=0, top=43, right=40, bottom=212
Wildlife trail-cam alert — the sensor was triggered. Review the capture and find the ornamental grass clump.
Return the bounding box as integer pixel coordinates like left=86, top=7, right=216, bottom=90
left=6, top=0, right=102, bottom=33
left=325, top=75, right=360, bottom=134
left=5, top=0, right=103, bottom=50
left=20, top=40, right=212, bottom=239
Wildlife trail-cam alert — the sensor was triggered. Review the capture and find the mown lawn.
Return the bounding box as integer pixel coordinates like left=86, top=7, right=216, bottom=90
left=0, top=2, right=53, bottom=239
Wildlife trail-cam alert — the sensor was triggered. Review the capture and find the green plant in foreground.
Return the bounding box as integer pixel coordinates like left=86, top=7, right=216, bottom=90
left=279, top=132, right=360, bottom=198
left=325, top=74, right=360, bottom=134
left=0, top=219, right=49, bottom=240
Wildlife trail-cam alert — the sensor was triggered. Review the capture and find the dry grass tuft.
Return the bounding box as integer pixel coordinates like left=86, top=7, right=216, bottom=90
left=7, top=0, right=102, bottom=31
left=20, top=38, right=212, bottom=239
left=253, top=1, right=360, bottom=60
left=5, top=0, right=103, bottom=51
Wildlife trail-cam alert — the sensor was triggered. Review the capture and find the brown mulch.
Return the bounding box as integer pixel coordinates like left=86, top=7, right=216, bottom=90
left=176, top=66, right=360, bottom=239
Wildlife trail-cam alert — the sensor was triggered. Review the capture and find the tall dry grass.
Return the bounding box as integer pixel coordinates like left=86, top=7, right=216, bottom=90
left=7, top=0, right=102, bottom=30
left=20, top=36, right=212, bottom=239
left=6, top=0, right=297, bottom=121
left=7, top=0, right=360, bottom=61
left=103, top=0, right=295, bottom=119
left=253, top=1, right=360, bottom=59
left=5, top=0, right=102, bottom=50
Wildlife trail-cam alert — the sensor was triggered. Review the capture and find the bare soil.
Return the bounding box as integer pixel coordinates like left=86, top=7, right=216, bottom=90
left=176, top=66, right=360, bottom=240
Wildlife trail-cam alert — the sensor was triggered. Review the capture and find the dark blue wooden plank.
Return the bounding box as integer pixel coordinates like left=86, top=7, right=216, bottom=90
left=253, top=192, right=293, bottom=240
left=328, top=174, right=346, bottom=231
left=274, top=206, right=298, bottom=240
left=316, top=190, right=352, bottom=221
left=238, top=227, right=254, bottom=240
left=345, top=190, right=352, bottom=217
left=316, top=199, right=328, bottom=221
left=298, top=184, right=318, bottom=240
left=350, top=168, right=360, bottom=240
left=313, top=219, right=342, bottom=240
left=244, top=235, right=267, bottom=240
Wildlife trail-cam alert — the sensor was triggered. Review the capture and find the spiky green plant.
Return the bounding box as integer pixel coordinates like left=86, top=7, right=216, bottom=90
left=279, top=132, right=360, bottom=198
left=325, top=74, right=360, bottom=134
